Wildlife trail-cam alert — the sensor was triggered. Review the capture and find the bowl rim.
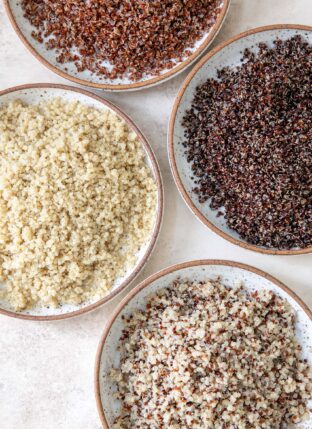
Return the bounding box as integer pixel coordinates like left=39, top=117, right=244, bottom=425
left=168, top=24, right=312, bottom=256
left=4, top=0, right=230, bottom=92
left=0, top=83, right=164, bottom=321
left=94, top=258, right=312, bottom=429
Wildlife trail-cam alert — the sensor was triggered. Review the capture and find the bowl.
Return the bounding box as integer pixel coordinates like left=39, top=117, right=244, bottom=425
left=4, top=0, right=230, bottom=92
left=95, top=259, right=312, bottom=428
left=0, top=83, right=163, bottom=320
left=168, top=24, right=312, bottom=255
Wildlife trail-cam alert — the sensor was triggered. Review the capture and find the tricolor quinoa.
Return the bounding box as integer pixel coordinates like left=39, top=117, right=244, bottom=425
left=111, top=280, right=312, bottom=428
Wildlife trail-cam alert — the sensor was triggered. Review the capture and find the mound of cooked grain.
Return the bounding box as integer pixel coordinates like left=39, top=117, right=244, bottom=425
left=112, top=280, right=312, bottom=428
left=0, top=99, right=157, bottom=311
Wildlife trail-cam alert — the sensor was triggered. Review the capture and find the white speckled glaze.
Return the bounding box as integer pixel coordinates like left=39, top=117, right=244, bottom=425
left=170, top=27, right=312, bottom=254
left=4, top=0, right=230, bottom=91
left=96, top=261, right=312, bottom=428
left=0, top=85, right=163, bottom=319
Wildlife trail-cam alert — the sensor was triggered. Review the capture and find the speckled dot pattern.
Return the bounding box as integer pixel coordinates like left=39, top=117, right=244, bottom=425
left=172, top=28, right=312, bottom=253
left=0, top=86, right=162, bottom=318
left=5, top=0, right=229, bottom=90
left=98, top=262, right=312, bottom=428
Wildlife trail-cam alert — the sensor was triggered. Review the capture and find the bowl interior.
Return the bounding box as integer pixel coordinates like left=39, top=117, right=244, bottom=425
left=97, top=262, right=312, bottom=427
left=0, top=86, right=161, bottom=317
left=6, top=0, right=229, bottom=89
left=171, top=27, right=312, bottom=253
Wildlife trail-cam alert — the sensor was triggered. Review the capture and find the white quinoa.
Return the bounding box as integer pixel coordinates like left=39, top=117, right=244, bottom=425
left=0, top=99, right=157, bottom=311
left=111, top=280, right=312, bottom=429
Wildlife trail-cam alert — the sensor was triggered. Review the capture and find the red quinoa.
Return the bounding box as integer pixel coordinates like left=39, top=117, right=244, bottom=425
left=183, top=36, right=312, bottom=250
left=21, top=0, right=223, bottom=81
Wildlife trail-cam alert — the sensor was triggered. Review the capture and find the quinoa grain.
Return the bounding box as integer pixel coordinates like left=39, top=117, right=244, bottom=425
left=112, top=280, right=312, bottom=428
left=0, top=99, right=157, bottom=311
left=183, top=36, right=312, bottom=250
left=21, top=0, right=223, bottom=81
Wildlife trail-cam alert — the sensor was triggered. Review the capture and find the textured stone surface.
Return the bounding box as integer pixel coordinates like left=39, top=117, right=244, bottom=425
left=0, top=1, right=311, bottom=428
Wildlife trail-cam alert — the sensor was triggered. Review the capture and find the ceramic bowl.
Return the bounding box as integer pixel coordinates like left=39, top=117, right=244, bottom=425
left=4, top=0, right=230, bottom=92
left=0, top=84, right=163, bottom=320
left=168, top=24, right=312, bottom=255
left=95, top=259, right=312, bottom=429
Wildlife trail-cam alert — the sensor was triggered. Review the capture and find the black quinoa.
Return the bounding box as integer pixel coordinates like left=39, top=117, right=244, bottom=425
left=183, top=36, right=312, bottom=250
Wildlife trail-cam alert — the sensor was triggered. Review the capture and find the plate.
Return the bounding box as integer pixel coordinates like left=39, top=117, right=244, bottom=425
left=4, top=0, right=230, bottom=92
left=168, top=25, right=312, bottom=255
left=0, top=84, right=163, bottom=320
left=95, top=260, right=312, bottom=428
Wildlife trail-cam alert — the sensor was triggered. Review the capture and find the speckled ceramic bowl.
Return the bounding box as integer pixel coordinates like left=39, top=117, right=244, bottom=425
left=0, top=84, right=163, bottom=321
left=4, top=0, right=230, bottom=92
left=169, top=24, right=312, bottom=255
left=95, top=260, right=312, bottom=428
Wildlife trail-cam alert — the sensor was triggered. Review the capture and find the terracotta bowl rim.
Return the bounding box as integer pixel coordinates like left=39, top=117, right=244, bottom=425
left=0, top=83, right=164, bottom=321
left=94, top=258, right=312, bottom=428
left=168, top=24, right=312, bottom=255
left=4, top=0, right=231, bottom=92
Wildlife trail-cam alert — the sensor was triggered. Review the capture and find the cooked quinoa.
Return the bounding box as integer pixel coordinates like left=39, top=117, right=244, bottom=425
left=0, top=99, right=157, bottom=311
left=182, top=36, right=312, bottom=250
left=111, top=280, right=312, bottom=428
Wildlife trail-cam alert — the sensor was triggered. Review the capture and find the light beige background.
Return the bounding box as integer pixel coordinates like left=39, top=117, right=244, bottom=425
left=0, top=1, right=311, bottom=428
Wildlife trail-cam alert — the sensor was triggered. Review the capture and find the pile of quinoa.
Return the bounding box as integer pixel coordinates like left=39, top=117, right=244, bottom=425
left=21, top=0, right=223, bottom=80
left=111, top=280, right=312, bottom=429
left=183, top=36, right=312, bottom=250
left=0, top=99, right=157, bottom=311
